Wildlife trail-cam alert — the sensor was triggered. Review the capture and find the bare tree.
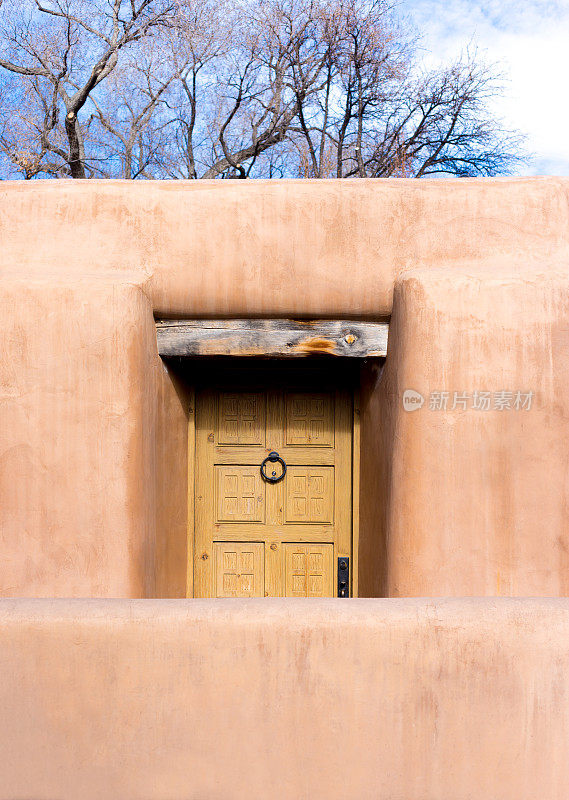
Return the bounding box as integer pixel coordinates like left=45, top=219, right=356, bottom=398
left=285, top=3, right=523, bottom=178
left=164, top=0, right=336, bottom=179
left=0, top=72, right=64, bottom=177
left=287, top=0, right=409, bottom=178
left=0, top=0, right=178, bottom=177
left=86, top=42, right=183, bottom=178
left=363, top=53, right=525, bottom=177
left=0, top=0, right=526, bottom=180
left=156, top=0, right=231, bottom=178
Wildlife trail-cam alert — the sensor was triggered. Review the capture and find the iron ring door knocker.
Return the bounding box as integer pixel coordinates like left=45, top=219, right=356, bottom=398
left=260, top=451, right=287, bottom=483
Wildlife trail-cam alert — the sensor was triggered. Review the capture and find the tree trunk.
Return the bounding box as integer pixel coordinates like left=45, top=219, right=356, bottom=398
left=65, top=112, right=86, bottom=179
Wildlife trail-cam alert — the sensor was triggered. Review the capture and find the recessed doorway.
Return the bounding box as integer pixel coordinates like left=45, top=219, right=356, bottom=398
left=186, top=361, right=360, bottom=598
left=156, top=319, right=388, bottom=599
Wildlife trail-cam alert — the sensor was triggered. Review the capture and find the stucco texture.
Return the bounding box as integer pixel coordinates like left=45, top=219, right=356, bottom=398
left=366, top=263, right=569, bottom=596
left=1, top=178, right=569, bottom=597
left=1, top=598, right=568, bottom=800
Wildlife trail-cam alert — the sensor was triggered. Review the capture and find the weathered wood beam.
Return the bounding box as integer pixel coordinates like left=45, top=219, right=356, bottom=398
left=156, top=319, right=388, bottom=358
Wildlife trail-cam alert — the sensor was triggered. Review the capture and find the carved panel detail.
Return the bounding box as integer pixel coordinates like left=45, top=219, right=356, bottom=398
left=218, top=392, right=265, bottom=445
left=284, top=544, right=333, bottom=597
left=285, top=393, right=334, bottom=446
left=285, top=467, right=334, bottom=523
left=216, top=467, right=265, bottom=522
left=214, top=542, right=264, bottom=597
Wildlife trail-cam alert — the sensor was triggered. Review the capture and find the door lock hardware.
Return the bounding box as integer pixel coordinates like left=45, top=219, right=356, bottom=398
left=260, top=451, right=287, bottom=483
left=337, top=557, right=349, bottom=597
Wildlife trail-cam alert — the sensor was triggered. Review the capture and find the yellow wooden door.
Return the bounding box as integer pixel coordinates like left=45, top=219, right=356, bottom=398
left=193, top=386, right=352, bottom=597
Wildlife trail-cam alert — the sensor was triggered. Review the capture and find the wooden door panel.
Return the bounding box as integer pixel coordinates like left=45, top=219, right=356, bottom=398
left=284, top=544, right=334, bottom=597
left=217, top=392, right=266, bottom=445
left=215, top=466, right=265, bottom=522
left=212, top=447, right=336, bottom=465
left=208, top=526, right=336, bottom=543
left=285, top=393, right=334, bottom=447
left=213, top=542, right=264, bottom=597
left=194, top=384, right=352, bottom=598
left=284, top=467, right=334, bottom=524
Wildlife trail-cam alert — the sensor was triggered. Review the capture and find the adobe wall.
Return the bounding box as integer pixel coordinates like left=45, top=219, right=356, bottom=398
left=2, top=178, right=568, bottom=317
left=372, top=265, right=569, bottom=595
left=0, top=598, right=568, bottom=800
left=1, top=178, right=569, bottom=596
left=0, top=280, right=158, bottom=596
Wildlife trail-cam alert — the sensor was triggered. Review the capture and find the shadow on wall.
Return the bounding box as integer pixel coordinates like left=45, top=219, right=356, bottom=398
left=359, top=360, right=388, bottom=597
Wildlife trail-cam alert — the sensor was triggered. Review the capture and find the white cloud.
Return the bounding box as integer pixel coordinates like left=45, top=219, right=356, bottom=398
left=401, top=0, right=569, bottom=174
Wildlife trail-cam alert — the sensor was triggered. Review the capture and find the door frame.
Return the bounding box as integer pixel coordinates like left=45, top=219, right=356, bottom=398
left=184, top=364, right=362, bottom=598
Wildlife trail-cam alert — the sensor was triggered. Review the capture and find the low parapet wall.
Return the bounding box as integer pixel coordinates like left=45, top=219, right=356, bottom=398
left=0, top=598, right=568, bottom=799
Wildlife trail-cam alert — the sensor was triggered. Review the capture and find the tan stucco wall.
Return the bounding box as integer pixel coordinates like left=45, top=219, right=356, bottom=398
left=2, top=178, right=568, bottom=317
left=0, top=598, right=568, bottom=799
left=377, top=265, right=569, bottom=595
left=1, top=178, right=569, bottom=596
left=154, top=362, right=190, bottom=598
left=0, top=280, right=158, bottom=596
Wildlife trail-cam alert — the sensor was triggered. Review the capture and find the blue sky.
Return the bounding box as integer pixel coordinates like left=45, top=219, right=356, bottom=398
left=401, top=0, right=569, bottom=175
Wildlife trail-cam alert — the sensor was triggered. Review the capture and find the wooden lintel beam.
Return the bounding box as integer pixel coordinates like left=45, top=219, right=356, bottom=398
left=156, top=319, right=388, bottom=358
